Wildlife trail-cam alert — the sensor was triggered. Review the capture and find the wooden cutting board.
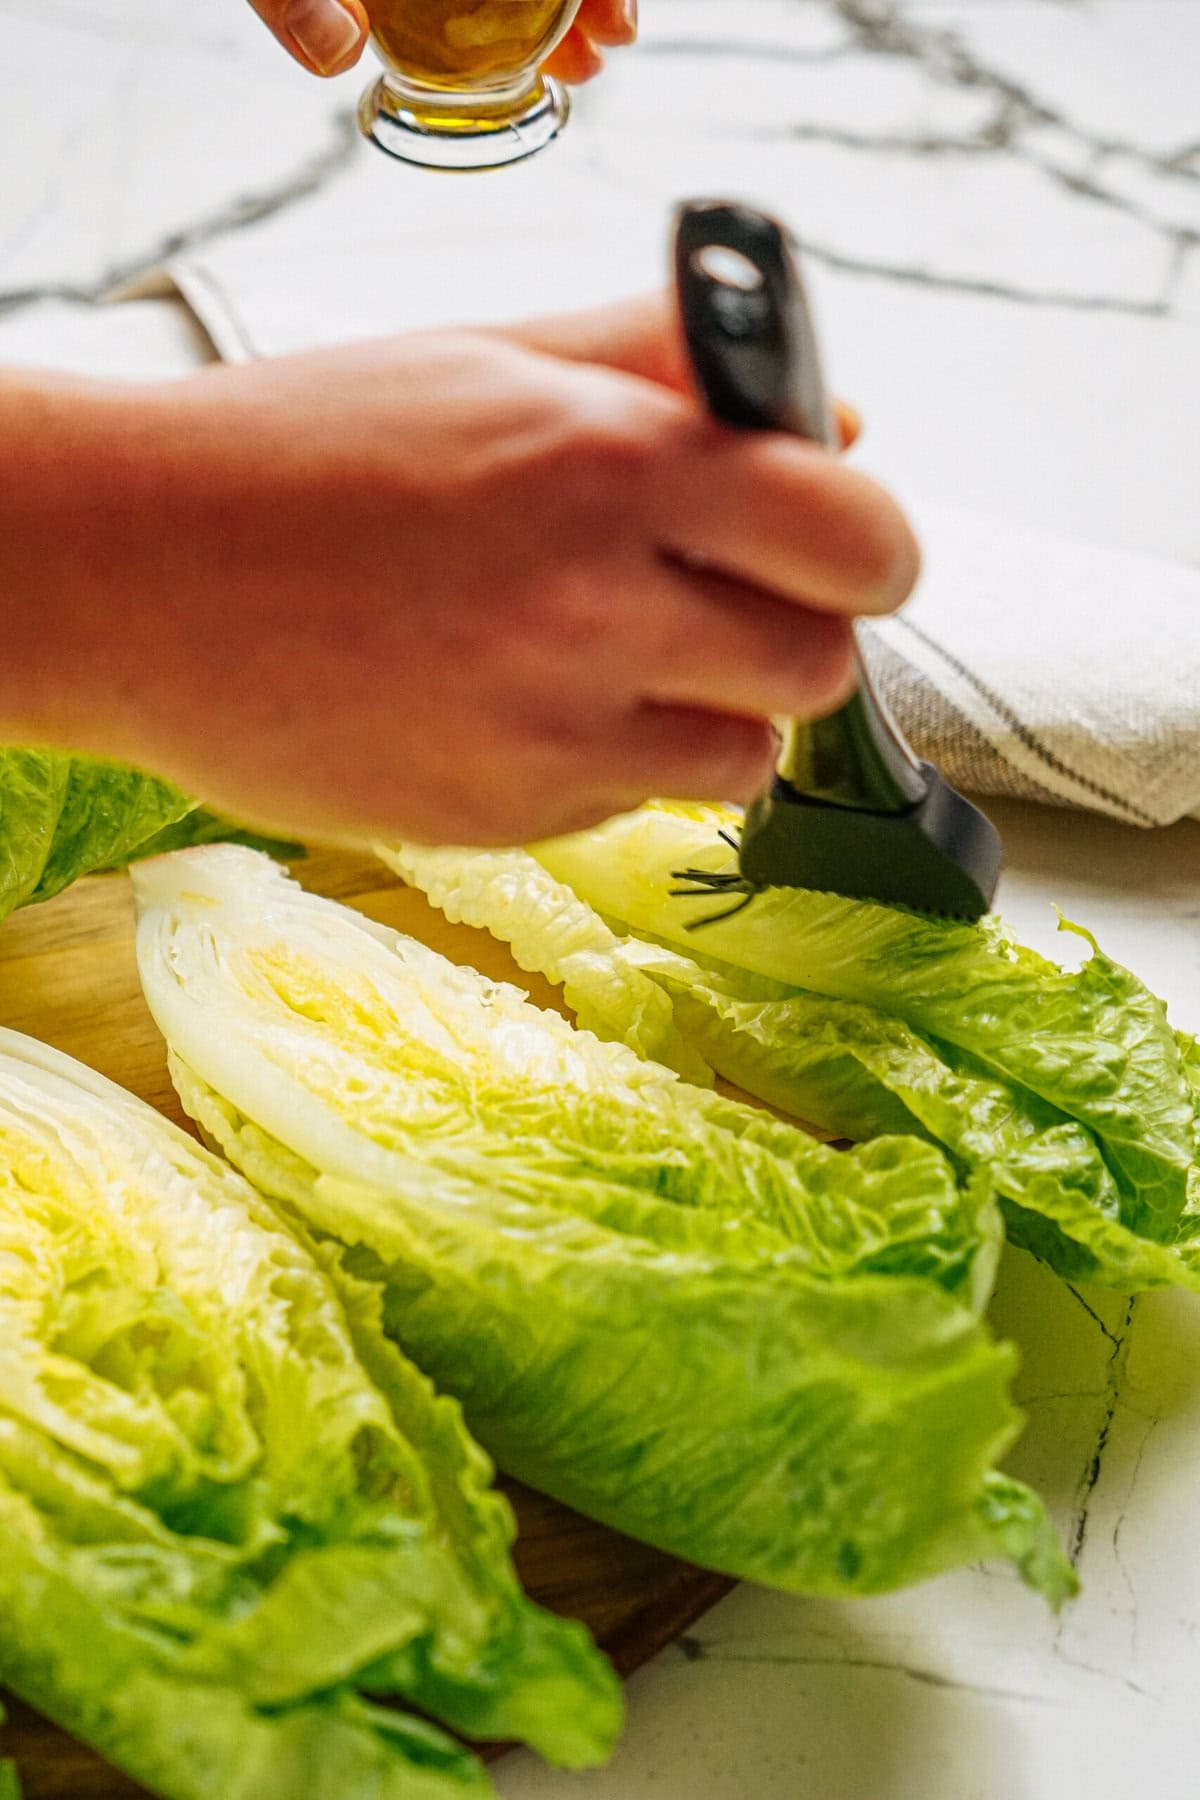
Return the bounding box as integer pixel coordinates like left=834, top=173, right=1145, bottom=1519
left=0, top=848, right=734, bottom=1799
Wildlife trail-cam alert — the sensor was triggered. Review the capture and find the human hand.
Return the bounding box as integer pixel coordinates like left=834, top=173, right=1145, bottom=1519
left=249, top=0, right=634, bottom=81
left=545, top=0, right=638, bottom=85
left=9, top=297, right=916, bottom=848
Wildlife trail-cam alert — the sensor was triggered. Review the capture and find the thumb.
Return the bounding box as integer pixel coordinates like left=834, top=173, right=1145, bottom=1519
left=246, top=0, right=369, bottom=75
left=496, top=292, right=863, bottom=447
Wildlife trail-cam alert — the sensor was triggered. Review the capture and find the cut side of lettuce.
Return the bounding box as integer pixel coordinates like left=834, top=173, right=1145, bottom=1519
left=383, top=843, right=714, bottom=1087
left=133, top=846, right=1072, bottom=1606
left=384, top=816, right=1200, bottom=1295
left=0, top=1029, right=619, bottom=1799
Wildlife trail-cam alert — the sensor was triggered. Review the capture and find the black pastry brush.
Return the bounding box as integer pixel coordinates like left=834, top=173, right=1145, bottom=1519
left=671, top=200, right=1003, bottom=923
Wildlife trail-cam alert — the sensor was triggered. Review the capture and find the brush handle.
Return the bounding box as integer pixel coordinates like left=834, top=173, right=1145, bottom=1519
left=674, top=201, right=926, bottom=815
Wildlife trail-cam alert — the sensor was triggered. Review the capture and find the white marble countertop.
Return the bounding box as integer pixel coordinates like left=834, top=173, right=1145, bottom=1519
left=3, top=3, right=1200, bottom=1796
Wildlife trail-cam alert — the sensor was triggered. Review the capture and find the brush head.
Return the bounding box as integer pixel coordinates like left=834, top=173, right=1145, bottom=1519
left=737, top=765, right=1004, bottom=922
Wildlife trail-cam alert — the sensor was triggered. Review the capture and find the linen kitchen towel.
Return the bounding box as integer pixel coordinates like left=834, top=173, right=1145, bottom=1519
left=863, top=502, right=1200, bottom=829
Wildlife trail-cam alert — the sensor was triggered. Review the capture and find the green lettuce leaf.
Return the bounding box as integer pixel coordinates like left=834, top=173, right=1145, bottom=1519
left=0, top=1701, right=20, bottom=1800
left=385, top=821, right=1200, bottom=1294
left=0, top=749, right=302, bottom=927
left=0, top=1029, right=619, bottom=1799
left=0, top=750, right=194, bottom=920
left=103, top=806, right=305, bottom=867
left=531, top=803, right=1195, bottom=1243
left=133, top=846, right=1072, bottom=1605
left=646, top=957, right=1200, bottom=1292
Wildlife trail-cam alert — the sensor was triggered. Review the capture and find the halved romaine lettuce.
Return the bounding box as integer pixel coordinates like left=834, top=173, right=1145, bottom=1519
left=383, top=808, right=1200, bottom=1293
left=133, top=846, right=1072, bottom=1605
left=380, top=844, right=716, bottom=1087
left=531, top=804, right=1195, bottom=1241
left=0, top=1029, right=619, bottom=1799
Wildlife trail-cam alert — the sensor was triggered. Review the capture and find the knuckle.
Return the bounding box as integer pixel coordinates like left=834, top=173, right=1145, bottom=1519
left=546, top=795, right=630, bottom=838
left=784, top=616, right=857, bottom=710
left=437, top=787, right=526, bottom=847
left=522, top=699, right=589, bottom=759
left=840, top=485, right=922, bottom=613
left=404, top=791, right=484, bottom=847
left=700, top=720, right=778, bottom=804
left=554, top=402, right=657, bottom=511
left=525, top=564, right=626, bottom=666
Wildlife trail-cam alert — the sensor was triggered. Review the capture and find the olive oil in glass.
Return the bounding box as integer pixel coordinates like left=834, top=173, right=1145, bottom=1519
left=358, top=0, right=584, bottom=170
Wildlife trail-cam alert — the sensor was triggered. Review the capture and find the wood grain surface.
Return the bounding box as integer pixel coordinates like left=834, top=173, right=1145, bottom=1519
left=0, top=849, right=734, bottom=1798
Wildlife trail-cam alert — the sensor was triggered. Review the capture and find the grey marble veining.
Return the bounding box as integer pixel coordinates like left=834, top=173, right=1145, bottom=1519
left=0, top=0, right=348, bottom=303
left=585, top=0, right=1198, bottom=316
left=3, top=0, right=1198, bottom=321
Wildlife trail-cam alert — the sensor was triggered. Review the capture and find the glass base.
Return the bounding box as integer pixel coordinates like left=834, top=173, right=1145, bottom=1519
left=358, top=72, right=571, bottom=172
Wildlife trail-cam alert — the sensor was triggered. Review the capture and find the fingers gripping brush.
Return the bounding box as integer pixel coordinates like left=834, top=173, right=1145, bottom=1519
left=672, top=201, right=1004, bottom=924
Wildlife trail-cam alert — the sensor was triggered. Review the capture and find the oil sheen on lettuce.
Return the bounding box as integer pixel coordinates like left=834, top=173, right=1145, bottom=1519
left=133, top=846, right=1073, bottom=1608
left=384, top=803, right=1200, bottom=1294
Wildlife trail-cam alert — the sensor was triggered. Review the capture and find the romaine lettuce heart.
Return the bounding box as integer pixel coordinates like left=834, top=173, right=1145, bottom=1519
left=0, top=1029, right=619, bottom=1799
left=383, top=811, right=1200, bottom=1292
left=132, top=846, right=1072, bottom=1606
